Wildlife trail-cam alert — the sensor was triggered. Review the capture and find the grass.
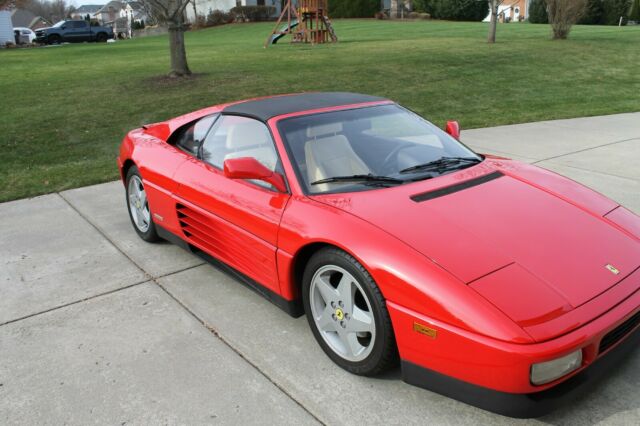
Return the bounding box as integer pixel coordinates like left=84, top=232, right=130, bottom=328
left=0, top=20, right=639, bottom=202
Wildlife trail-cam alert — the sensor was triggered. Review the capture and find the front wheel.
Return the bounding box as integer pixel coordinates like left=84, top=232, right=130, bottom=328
left=125, top=166, right=159, bottom=242
left=48, top=34, right=61, bottom=45
left=302, top=248, right=398, bottom=376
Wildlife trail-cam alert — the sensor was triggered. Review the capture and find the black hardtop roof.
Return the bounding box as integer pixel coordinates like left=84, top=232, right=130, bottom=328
left=221, top=92, right=389, bottom=122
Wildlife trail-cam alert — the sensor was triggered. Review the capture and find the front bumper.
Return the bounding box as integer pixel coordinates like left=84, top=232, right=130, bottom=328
left=401, top=322, right=640, bottom=418
left=388, top=273, right=640, bottom=417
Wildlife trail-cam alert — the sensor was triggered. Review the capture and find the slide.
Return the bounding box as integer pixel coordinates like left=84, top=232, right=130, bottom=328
left=270, top=18, right=299, bottom=44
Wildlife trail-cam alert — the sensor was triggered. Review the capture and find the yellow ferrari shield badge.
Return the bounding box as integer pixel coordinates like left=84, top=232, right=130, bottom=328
left=605, top=264, right=620, bottom=275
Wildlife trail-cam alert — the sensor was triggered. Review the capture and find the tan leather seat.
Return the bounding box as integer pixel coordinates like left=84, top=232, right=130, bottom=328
left=304, top=123, right=370, bottom=192
left=224, top=119, right=277, bottom=171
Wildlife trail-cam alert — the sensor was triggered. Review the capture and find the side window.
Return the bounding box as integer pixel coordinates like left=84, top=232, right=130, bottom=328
left=201, top=115, right=280, bottom=189
left=71, top=21, right=86, bottom=29
left=174, top=114, right=218, bottom=156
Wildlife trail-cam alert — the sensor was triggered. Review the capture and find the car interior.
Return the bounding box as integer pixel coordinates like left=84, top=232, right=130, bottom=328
left=170, top=106, right=465, bottom=194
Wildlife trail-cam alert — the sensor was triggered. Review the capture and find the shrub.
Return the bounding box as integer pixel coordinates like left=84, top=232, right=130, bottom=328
left=328, top=0, right=379, bottom=18
left=409, top=11, right=420, bottom=18
left=602, top=0, right=632, bottom=25
left=529, top=0, right=549, bottom=23
left=230, top=5, right=275, bottom=22
left=547, top=0, right=587, bottom=39
left=194, top=14, right=206, bottom=28
left=132, top=20, right=146, bottom=30
left=418, top=12, right=431, bottom=19
left=413, top=0, right=434, bottom=14
left=374, top=11, right=388, bottom=19
left=207, top=9, right=235, bottom=26
left=578, top=0, right=605, bottom=24
left=419, top=0, right=488, bottom=21
left=631, top=0, right=640, bottom=21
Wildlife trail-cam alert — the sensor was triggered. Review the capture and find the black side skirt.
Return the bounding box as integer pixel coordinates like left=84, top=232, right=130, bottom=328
left=401, top=322, right=640, bottom=418
left=156, top=225, right=304, bottom=318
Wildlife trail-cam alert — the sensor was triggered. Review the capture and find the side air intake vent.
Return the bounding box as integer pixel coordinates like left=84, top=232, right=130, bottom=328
left=176, top=204, right=218, bottom=254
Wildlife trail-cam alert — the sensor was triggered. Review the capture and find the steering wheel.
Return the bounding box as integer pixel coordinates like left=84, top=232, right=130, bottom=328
left=380, top=143, right=412, bottom=174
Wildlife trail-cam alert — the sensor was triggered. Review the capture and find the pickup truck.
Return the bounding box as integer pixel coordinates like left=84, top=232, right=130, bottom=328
left=34, top=20, right=114, bottom=44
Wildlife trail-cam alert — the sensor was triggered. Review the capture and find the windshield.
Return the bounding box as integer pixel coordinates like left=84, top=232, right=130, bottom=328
left=52, top=21, right=65, bottom=28
left=277, top=104, right=481, bottom=194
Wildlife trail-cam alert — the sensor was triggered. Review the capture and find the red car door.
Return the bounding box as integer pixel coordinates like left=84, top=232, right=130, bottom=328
left=172, top=115, right=291, bottom=294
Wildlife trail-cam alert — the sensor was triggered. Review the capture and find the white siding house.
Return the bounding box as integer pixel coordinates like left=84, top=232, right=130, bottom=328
left=185, top=0, right=235, bottom=23
left=185, top=0, right=281, bottom=23
left=0, top=10, right=13, bottom=46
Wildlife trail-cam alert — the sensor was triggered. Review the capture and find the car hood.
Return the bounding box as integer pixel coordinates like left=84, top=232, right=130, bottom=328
left=313, top=160, right=640, bottom=338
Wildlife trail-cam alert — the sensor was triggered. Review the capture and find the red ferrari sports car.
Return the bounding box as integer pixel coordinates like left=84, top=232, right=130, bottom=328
left=118, top=92, right=640, bottom=417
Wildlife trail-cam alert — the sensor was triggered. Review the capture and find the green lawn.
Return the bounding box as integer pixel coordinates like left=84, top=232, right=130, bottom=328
left=1, top=20, right=639, bottom=202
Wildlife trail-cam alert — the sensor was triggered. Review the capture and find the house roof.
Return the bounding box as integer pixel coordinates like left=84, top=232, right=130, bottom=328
left=10, top=9, right=49, bottom=29
left=75, top=5, right=103, bottom=14
left=128, top=1, right=144, bottom=11
left=96, top=1, right=125, bottom=14
left=11, top=8, right=35, bottom=27
left=222, top=92, right=388, bottom=122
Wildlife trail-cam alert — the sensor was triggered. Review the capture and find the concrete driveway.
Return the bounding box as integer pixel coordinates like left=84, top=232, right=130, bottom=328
left=1, top=113, right=639, bottom=425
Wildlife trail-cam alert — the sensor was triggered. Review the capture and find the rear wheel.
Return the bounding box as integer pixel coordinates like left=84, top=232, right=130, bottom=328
left=125, top=166, right=159, bottom=242
left=96, top=32, right=107, bottom=42
left=302, top=247, right=398, bottom=376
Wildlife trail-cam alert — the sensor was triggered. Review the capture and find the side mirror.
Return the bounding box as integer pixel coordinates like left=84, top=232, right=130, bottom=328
left=445, top=121, right=460, bottom=139
left=223, top=157, right=287, bottom=193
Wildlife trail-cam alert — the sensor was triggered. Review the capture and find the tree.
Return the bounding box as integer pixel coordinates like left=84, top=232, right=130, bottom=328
left=602, top=0, right=632, bottom=25
left=546, top=0, right=587, bottom=39
left=141, top=0, right=192, bottom=77
left=529, top=0, right=549, bottom=23
left=487, top=0, right=505, bottom=43
left=631, top=0, right=640, bottom=21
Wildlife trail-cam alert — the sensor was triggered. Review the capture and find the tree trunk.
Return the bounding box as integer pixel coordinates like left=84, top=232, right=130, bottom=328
left=487, top=1, right=498, bottom=43
left=168, top=20, right=191, bottom=77
left=191, top=0, right=197, bottom=25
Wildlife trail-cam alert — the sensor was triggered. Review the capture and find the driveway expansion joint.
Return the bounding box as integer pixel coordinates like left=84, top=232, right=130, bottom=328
left=0, top=279, right=151, bottom=328
left=531, top=137, right=640, bottom=165
left=57, top=191, right=325, bottom=425
left=154, top=279, right=327, bottom=425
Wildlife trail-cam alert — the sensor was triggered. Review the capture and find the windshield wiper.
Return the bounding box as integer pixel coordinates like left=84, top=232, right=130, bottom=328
left=311, top=174, right=404, bottom=186
left=399, top=156, right=481, bottom=174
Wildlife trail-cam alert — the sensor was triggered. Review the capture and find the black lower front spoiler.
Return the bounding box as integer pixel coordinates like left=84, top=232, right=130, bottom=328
left=402, top=323, right=640, bottom=418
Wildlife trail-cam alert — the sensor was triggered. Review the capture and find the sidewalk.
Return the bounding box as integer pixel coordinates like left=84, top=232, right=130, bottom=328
left=1, top=113, right=639, bottom=425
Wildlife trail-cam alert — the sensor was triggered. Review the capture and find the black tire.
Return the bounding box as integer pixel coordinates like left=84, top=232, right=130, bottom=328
left=125, top=166, right=160, bottom=243
left=96, top=32, right=107, bottom=42
left=48, top=34, right=61, bottom=45
left=302, top=247, right=398, bottom=376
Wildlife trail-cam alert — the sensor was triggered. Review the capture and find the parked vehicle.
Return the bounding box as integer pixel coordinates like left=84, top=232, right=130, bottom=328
left=118, top=92, right=640, bottom=418
left=34, top=20, right=113, bottom=44
left=13, top=27, right=35, bottom=43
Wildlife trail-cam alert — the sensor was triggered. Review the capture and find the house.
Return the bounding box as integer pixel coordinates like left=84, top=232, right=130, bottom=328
left=70, top=5, right=103, bottom=21
left=93, top=1, right=148, bottom=26
left=184, top=0, right=281, bottom=24
left=484, top=0, right=531, bottom=23
left=389, top=0, right=412, bottom=19
left=10, top=8, right=50, bottom=30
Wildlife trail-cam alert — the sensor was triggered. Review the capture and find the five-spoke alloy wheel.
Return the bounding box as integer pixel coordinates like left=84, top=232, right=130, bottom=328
left=303, top=248, right=398, bottom=376
left=125, top=166, right=159, bottom=242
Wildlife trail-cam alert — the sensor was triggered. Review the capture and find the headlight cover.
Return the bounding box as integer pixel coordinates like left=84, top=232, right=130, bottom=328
left=530, top=349, right=583, bottom=385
